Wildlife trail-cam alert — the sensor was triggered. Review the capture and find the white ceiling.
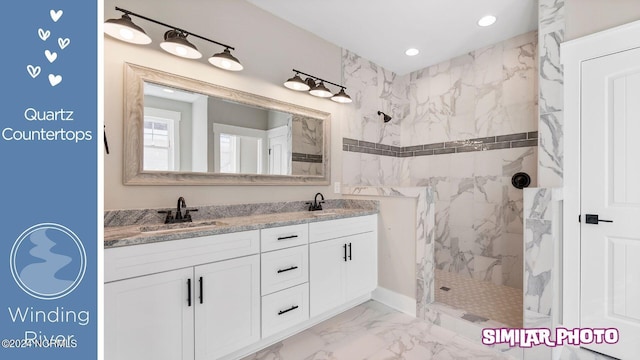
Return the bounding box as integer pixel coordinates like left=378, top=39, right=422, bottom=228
left=247, top=0, right=538, bottom=75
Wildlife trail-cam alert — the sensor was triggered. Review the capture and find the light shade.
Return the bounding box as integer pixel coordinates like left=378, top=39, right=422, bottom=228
left=208, top=48, right=243, bottom=71
left=331, top=88, right=352, bottom=103
left=104, top=14, right=152, bottom=44
left=309, top=81, right=333, bottom=98
left=160, top=30, right=202, bottom=59
left=284, top=74, right=310, bottom=91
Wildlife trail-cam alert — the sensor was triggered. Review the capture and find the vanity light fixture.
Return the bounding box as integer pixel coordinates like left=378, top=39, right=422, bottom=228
left=283, top=69, right=352, bottom=104
left=104, top=7, right=242, bottom=70
left=309, top=81, right=333, bottom=98
left=331, top=88, right=352, bottom=104
left=160, top=30, right=202, bottom=59
left=284, top=73, right=311, bottom=91
left=104, top=13, right=152, bottom=44
left=208, top=48, right=244, bottom=71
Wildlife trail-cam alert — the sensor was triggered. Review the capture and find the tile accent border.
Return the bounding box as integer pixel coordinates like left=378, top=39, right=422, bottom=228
left=343, top=131, right=538, bottom=158
left=292, top=152, right=323, bottom=163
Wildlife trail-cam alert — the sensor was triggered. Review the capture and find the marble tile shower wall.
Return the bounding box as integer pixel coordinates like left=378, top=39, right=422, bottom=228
left=292, top=115, right=323, bottom=175
left=342, top=32, right=538, bottom=289
left=538, top=0, right=565, bottom=187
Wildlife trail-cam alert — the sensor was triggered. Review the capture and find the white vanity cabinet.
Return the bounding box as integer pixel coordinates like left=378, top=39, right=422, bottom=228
left=104, top=230, right=261, bottom=360
left=309, top=214, right=377, bottom=317
left=105, top=213, right=378, bottom=360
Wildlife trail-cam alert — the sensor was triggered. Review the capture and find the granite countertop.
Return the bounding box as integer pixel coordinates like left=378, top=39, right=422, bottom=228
left=104, top=207, right=377, bottom=249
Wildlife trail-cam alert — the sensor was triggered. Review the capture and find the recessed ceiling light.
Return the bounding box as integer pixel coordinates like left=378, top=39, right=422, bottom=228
left=478, top=15, right=497, bottom=27
left=405, top=48, right=419, bottom=56
left=162, top=88, right=174, bottom=93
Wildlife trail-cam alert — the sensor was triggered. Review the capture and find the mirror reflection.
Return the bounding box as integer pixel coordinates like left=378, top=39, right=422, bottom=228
left=142, top=82, right=324, bottom=176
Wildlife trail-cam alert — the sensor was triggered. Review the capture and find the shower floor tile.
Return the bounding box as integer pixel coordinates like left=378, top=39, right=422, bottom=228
left=435, top=269, right=523, bottom=328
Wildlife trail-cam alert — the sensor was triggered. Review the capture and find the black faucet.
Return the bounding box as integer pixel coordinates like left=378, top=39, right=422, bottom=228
left=306, top=192, right=325, bottom=211
left=158, top=197, right=198, bottom=223
left=176, top=197, right=186, bottom=220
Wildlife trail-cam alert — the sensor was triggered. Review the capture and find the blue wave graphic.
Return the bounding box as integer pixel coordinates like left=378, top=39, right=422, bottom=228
left=19, top=229, right=73, bottom=294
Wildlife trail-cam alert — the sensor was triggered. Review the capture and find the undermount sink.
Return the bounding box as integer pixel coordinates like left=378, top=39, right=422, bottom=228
left=139, top=220, right=226, bottom=233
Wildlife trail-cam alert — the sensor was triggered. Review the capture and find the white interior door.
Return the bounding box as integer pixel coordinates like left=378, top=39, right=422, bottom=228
left=581, top=46, right=640, bottom=360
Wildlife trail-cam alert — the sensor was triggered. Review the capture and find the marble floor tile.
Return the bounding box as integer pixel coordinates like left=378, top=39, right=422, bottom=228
left=242, top=301, right=514, bottom=360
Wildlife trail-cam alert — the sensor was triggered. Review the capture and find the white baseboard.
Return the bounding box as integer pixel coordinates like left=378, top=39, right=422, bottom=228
left=371, top=287, right=416, bottom=317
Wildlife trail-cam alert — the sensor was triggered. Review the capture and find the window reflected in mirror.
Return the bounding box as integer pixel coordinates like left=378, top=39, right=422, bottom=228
left=142, top=82, right=321, bottom=176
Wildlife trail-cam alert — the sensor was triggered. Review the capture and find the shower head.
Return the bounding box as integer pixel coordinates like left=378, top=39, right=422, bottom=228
left=377, top=111, right=392, bottom=123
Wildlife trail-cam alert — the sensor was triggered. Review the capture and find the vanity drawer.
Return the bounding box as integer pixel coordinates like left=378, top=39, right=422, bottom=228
left=309, top=214, right=377, bottom=243
left=105, top=230, right=259, bottom=282
left=261, top=245, right=308, bottom=295
left=261, top=283, right=309, bottom=338
left=261, top=223, right=308, bottom=252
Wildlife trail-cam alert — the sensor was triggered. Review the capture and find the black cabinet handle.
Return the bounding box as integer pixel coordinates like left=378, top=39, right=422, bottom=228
left=343, top=243, right=347, bottom=261
left=199, top=277, right=203, bottom=304
left=348, top=243, right=352, bottom=260
left=585, top=214, right=613, bottom=224
left=277, top=266, right=298, bottom=274
left=277, top=235, right=299, bottom=241
left=278, top=305, right=299, bottom=315
left=187, top=279, right=192, bottom=307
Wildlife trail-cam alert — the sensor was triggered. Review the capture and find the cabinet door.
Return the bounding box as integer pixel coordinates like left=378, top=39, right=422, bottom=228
left=105, top=268, right=194, bottom=360
left=345, top=232, right=377, bottom=301
left=194, top=255, right=260, bottom=360
left=309, top=238, right=348, bottom=317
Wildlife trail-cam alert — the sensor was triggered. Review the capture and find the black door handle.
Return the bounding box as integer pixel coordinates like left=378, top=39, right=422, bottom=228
left=277, top=235, right=298, bottom=241
left=199, top=277, right=203, bottom=304
left=585, top=214, right=613, bottom=224
left=348, top=243, right=352, bottom=260
left=187, top=279, right=192, bottom=307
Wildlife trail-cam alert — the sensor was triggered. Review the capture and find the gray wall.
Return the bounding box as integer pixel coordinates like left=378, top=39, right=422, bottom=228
left=565, top=0, right=640, bottom=41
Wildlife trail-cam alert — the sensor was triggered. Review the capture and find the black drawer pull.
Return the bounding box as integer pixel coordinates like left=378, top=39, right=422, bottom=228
left=187, top=279, right=192, bottom=307
left=199, top=277, right=203, bottom=304
left=277, top=235, right=298, bottom=241
left=348, top=243, right=352, bottom=260
left=278, top=305, right=299, bottom=315
left=343, top=244, right=347, bottom=261
left=277, top=266, right=298, bottom=274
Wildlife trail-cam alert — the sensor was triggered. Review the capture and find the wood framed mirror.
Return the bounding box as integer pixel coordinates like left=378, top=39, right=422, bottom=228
left=122, top=63, right=330, bottom=185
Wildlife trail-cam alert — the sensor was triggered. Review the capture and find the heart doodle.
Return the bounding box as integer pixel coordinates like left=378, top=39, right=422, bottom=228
left=27, top=65, right=41, bottom=79
left=45, top=50, right=58, bottom=63
left=48, top=74, right=62, bottom=87
left=50, top=9, right=63, bottom=22
left=38, top=28, right=50, bottom=41
left=58, top=38, right=70, bottom=50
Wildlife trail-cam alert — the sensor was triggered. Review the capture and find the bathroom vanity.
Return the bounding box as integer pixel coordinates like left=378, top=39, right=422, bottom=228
left=104, top=206, right=377, bottom=360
